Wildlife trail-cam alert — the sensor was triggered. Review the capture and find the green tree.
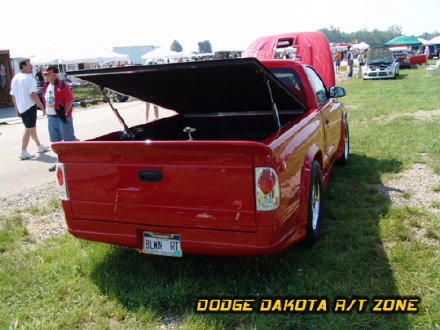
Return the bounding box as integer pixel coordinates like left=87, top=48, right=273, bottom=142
left=171, top=40, right=183, bottom=52
left=319, top=25, right=406, bottom=47
left=387, top=25, right=402, bottom=36
left=198, top=40, right=213, bottom=54
left=419, top=31, right=440, bottom=40
left=319, top=26, right=344, bottom=43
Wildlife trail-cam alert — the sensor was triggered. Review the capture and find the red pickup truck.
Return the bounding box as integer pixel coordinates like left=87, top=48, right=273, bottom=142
left=54, top=39, right=349, bottom=257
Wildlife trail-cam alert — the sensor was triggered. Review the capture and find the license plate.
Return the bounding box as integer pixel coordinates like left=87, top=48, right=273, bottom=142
left=143, top=232, right=182, bottom=257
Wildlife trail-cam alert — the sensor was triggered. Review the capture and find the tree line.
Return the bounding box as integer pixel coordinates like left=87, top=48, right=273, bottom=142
left=170, top=40, right=212, bottom=54
left=170, top=26, right=439, bottom=53
left=319, top=25, right=439, bottom=47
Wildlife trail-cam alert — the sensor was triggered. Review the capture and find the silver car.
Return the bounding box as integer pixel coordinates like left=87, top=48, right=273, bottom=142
left=363, top=47, right=400, bottom=80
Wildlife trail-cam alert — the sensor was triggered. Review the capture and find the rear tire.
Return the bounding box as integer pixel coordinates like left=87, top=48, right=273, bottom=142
left=337, top=122, right=350, bottom=165
left=303, top=161, right=324, bottom=245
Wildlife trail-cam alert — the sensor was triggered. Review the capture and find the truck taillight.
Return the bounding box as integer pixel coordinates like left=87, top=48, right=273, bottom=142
left=255, top=167, right=280, bottom=211
left=56, top=163, right=69, bottom=201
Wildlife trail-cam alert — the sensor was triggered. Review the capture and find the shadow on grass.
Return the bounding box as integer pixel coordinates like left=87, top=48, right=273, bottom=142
left=396, top=73, right=409, bottom=80
left=90, top=153, right=410, bottom=330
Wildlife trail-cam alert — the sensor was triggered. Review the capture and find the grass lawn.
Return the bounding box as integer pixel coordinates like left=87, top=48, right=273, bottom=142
left=0, top=63, right=439, bottom=330
left=72, top=86, right=103, bottom=100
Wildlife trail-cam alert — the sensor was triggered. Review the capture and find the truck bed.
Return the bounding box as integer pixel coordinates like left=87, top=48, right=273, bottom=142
left=91, top=112, right=301, bottom=142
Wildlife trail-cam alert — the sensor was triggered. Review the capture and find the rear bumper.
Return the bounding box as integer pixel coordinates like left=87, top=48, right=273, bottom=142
left=67, top=218, right=305, bottom=256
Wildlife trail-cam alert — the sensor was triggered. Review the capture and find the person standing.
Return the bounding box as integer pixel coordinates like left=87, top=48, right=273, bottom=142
left=42, top=65, right=77, bottom=171
left=357, top=49, right=367, bottom=78
left=35, top=68, right=45, bottom=87
left=346, top=46, right=354, bottom=78
left=10, top=59, right=50, bottom=160
left=334, top=51, right=343, bottom=75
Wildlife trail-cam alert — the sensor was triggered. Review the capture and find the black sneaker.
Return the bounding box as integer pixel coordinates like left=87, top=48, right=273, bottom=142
left=48, top=165, right=56, bottom=172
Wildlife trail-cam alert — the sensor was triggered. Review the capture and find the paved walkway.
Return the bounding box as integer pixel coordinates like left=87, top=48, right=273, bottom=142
left=0, top=106, right=34, bottom=125
left=0, top=100, right=175, bottom=199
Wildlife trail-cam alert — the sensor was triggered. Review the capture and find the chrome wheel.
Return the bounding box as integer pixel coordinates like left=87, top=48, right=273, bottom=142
left=304, top=160, right=323, bottom=245
left=338, top=123, right=350, bottom=165
left=344, top=125, right=350, bottom=160
left=311, top=177, right=321, bottom=231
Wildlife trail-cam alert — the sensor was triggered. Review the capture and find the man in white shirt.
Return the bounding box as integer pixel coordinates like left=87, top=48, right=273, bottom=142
left=10, top=59, right=50, bottom=159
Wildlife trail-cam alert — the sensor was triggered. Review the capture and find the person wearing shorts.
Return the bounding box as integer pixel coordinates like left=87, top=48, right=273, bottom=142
left=10, top=59, right=50, bottom=160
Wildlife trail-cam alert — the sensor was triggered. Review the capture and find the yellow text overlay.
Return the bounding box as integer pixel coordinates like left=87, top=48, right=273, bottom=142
left=195, top=297, right=420, bottom=313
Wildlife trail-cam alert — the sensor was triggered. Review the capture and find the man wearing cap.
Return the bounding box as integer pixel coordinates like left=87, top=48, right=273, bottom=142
left=42, top=65, right=77, bottom=171
left=10, top=59, right=50, bottom=160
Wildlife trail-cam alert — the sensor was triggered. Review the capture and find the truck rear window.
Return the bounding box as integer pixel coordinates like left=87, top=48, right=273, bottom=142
left=269, top=67, right=305, bottom=103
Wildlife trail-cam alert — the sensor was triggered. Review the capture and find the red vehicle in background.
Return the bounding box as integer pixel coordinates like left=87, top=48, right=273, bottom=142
left=242, top=31, right=336, bottom=88
left=390, top=47, right=427, bottom=67
left=53, top=33, right=349, bottom=257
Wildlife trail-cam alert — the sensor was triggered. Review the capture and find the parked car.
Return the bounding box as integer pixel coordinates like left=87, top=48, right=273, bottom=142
left=64, top=76, right=84, bottom=87
left=363, top=47, right=400, bottom=79
left=390, top=47, right=427, bottom=67
left=409, top=52, right=428, bottom=65
left=391, top=48, right=411, bottom=68
left=53, top=34, right=349, bottom=257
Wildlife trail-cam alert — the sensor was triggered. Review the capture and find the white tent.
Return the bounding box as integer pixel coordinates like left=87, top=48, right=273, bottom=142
left=141, top=47, right=195, bottom=64
left=31, top=43, right=130, bottom=65
left=428, top=36, right=440, bottom=45
left=141, top=47, right=180, bottom=63
left=351, top=42, right=370, bottom=50
left=418, top=38, right=429, bottom=45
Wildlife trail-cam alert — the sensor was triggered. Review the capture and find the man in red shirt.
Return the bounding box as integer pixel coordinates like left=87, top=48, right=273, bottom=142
left=42, top=65, right=78, bottom=171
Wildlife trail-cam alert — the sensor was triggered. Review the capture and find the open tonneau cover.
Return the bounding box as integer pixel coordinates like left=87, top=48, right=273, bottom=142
left=67, top=58, right=307, bottom=117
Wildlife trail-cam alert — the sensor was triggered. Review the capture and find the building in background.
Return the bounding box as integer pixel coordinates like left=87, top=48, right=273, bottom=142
left=113, top=45, right=156, bottom=65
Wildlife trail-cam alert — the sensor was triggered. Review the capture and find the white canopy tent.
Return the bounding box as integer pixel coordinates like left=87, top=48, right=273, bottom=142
left=351, top=42, right=370, bottom=50
left=418, top=38, right=429, bottom=45
left=31, top=43, right=130, bottom=65
left=141, top=47, right=195, bottom=64
left=428, top=36, right=440, bottom=45
left=141, top=47, right=180, bottom=63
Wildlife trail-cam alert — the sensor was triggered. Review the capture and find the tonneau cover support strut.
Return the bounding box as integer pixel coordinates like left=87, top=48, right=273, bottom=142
left=100, top=87, right=135, bottom=139
left=265, top=79, right=281, bottom=130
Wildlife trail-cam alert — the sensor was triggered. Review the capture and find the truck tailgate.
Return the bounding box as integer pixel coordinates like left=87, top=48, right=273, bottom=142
left=53, top=141, right=272, bottom=232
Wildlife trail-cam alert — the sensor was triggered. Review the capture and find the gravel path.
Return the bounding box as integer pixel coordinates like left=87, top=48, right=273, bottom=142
left=374, top=163, right=440, bottom=214
left=0, top=182, right=66, bottom=243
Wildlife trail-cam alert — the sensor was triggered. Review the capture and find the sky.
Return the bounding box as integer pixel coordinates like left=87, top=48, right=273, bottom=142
left=2, top=0, right=439, bottom=58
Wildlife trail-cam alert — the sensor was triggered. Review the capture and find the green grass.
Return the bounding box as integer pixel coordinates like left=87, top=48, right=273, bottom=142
left=72, top=86, right=103, bottom=100
left=0, top=63, right=439, bottom=330
left=0, top=213, right=32, bottom=252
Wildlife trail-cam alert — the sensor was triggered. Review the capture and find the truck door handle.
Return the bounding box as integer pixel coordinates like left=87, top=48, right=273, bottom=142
left=139, top=170, right=163, bottom=182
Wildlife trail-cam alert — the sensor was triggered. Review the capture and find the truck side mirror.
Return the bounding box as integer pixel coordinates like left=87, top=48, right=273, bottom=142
left=329, top=86, right=346, bottom=98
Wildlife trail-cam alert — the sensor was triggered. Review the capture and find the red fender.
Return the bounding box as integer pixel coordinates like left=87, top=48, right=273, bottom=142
left=297, top=145, right=322, bottom=236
